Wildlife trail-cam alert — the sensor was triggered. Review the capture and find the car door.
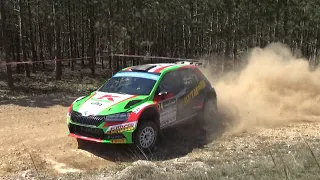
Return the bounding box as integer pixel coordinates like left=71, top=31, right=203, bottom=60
left=154, top=71, right=185, bottom=128
left=176, top=68, right=205, bottom=121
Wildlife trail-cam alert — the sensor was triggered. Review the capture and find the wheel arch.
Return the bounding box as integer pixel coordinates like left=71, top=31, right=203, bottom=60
left=206, top=87, right=217, bottom=99
left=132, top=105, right=160, bottom=145
left=138, top=105, right=160, bottom=128
left=204, top=87, right=218, bottom=109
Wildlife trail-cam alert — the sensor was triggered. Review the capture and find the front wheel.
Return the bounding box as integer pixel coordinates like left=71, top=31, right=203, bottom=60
left=134, top=121, right=158, bottom=152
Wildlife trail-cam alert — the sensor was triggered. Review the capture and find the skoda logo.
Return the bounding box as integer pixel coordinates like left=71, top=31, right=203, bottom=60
left=82, top=111, right=89, bottom=116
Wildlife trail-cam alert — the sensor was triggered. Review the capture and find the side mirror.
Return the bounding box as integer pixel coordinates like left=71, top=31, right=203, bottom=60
left=158, top=91, right=168, bottom=96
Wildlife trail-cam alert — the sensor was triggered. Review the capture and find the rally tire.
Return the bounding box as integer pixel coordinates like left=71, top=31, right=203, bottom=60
left=134, top=121, right=158, bottom=152
left=198, top=96, right=218, bottom=132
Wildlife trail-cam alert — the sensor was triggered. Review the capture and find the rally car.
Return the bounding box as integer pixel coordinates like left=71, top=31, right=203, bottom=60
left=67, top=61, right=218, bottom=151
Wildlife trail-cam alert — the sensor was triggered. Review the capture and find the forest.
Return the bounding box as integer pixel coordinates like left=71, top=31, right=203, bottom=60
left=0, top=0, right=320, bottom=88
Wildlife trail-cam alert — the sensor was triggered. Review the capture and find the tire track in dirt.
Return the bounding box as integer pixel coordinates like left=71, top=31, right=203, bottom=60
left=0, top=104, right=116, bottom=176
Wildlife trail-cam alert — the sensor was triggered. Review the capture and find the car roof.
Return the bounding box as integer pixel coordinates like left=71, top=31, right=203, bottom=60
left=121, top=61, right=200, bottom=74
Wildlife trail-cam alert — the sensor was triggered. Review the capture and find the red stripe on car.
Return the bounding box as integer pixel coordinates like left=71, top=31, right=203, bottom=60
left=179, top=65, right=197, bottom=69
left=112, top=95, right=137, bottom=107
left=97, top=94, right=120, bottom=101
left=153, top=65, right=171, bottom=73
left=104, top=121, right=125, bottom=127
left=69, top=133, right=103, bottom=143
left=128, top=104, right=158, bottom=122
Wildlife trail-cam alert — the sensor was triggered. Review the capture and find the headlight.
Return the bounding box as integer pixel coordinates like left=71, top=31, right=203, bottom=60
left=104, top=112, right=130, bottom=122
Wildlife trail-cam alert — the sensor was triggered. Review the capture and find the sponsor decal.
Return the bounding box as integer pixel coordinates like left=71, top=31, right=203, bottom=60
left=106, top=134, right=125, bottom=140
left=159, top=98, right=177, bottom=127
left=82, top=111, right=89, bottom=116
left=78, top=92, right=135, bottom=116
left=91, top=102, right=103, bottom=106
left=133, top=107, right=142, bottom=114
left=183, top=80, right=206, bottom=105
left=132, top=103, right=151, bottom=114
left=111, top=138, right=126, bottom=143
left=158, top=103, right=164, bottom=110
left=97, top=94, right=120, bottom=101
left=106, top=122, right=137, bottom=134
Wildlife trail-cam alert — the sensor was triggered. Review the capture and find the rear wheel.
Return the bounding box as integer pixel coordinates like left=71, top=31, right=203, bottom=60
left=134, top=121, right=158, bottom=152
left=198, top=96, right=218, bottom=132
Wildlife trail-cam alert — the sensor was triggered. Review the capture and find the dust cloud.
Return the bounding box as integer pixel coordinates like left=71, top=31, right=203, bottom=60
left=200, top=43, right=320, bottom=134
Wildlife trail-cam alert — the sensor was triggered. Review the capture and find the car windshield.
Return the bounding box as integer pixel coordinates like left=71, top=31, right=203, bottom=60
left=97, top=71, right=159, bottom=95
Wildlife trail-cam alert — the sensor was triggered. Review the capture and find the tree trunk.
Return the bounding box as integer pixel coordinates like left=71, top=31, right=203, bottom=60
left=36, top=0, right=45, bottom=69
left=15, top=30, right=22, bottom=73
left=0, top=0, right=14, bottom=88
left=316, top=26, right=320, bottom=64
left=27, top=0, right=37, bottom=73
left=53, top=2, right=62, bottom=80
left=68, top=0, right=75, bottom=71
left=81, top=4, right=85, bottom=68
left=88, top=0, right=95, bottom=76
left=18, top=0, right=30, bottom=78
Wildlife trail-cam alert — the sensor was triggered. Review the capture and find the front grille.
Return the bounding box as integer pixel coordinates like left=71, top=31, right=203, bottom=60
left=69, top=124, right=125, bottom=140
left=69, top=124, right=104, bottom=139
left=70, top=111, right=105, bottom=126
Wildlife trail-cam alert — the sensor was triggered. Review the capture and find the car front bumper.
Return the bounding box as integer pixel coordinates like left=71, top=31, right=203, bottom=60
left=67, top=119, right=137, bottom=144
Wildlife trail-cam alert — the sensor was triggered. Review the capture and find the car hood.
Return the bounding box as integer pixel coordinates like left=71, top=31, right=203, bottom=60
left=72, top=91, right=148, bottom=116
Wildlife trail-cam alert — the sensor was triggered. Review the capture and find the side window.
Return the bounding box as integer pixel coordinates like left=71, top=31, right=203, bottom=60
left=157, top=71, right=183, bottom=95
left=180, top=69, right=199, bottom=90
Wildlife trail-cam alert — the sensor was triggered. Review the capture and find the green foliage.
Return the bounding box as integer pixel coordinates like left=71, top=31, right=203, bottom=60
left=1, top=0, right=320, bottom=59
left=1, top=0, right=320, bottom=86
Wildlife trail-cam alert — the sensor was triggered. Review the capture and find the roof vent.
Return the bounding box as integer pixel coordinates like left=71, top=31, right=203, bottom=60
left=130, top=64, right=157, bottom=71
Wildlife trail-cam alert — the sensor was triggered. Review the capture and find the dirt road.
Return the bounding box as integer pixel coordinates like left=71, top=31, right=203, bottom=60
left=0, top=96, right=118, bottom=178
left=0, top=94, right=320, bottom=180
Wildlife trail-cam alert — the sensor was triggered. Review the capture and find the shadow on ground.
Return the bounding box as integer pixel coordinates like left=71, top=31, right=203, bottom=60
left=0, top=93, right=78, bottom=108
left=74, top=115, right=228, bottom=162
left=0, top=82, right=94, bottom=108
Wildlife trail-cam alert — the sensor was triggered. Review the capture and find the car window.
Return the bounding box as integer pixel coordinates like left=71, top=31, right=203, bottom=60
left=179, top=69, right=199, bottom=90
left=98, top=76, right=156, bottom=95
left=156, top=71, right=183, bottom=95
